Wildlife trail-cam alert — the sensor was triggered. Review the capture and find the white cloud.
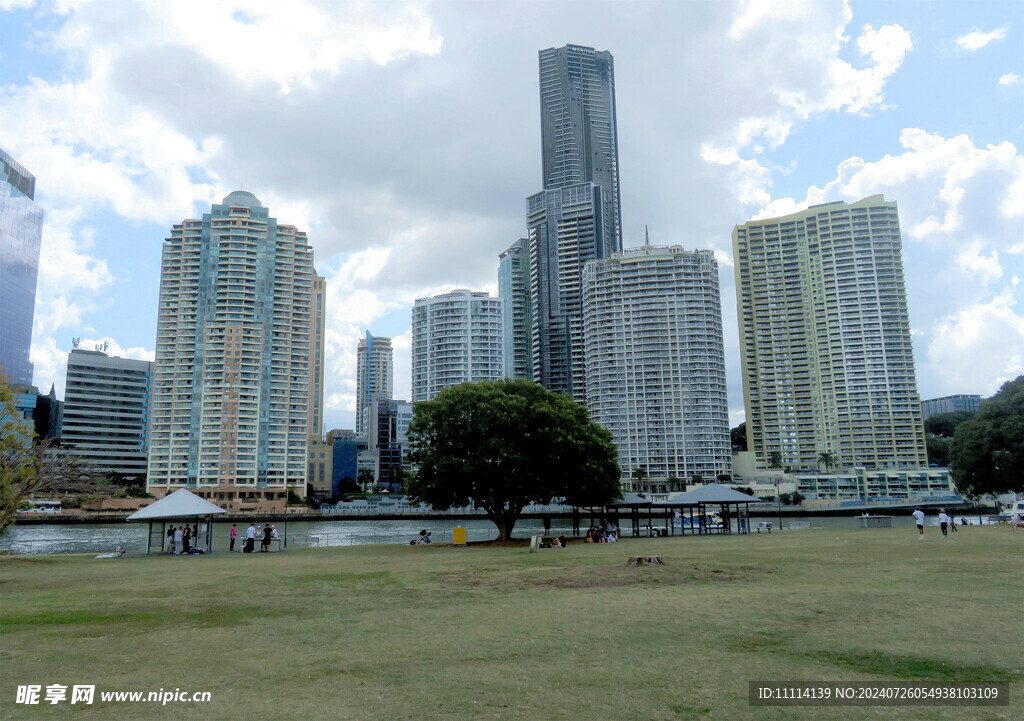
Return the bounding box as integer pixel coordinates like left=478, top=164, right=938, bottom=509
left=821, top=23, right=913, bottom=115
left=0, top=0, right=36, bottom=10
left=956, top=27, right=1007, bottom=51
left=998, top=73, right=1021, bottom=86
left=956, top=243, right=1003, bottom=285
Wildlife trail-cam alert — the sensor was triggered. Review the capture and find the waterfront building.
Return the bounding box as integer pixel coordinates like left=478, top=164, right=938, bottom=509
left=308, top=270, right=326, bottom=438
left=147, top=191, right=313, bottom=503
left=921, top=394, right=981, bottom=421
left=794, top=468, right=957, bottom=505
left=0, top=148, right=43, bottom=387
left=526, top=45, right=622, bottom=401
left=583, top=244, right=731, bottom=487
left=355, top=332, right=393, bottom=436
left=307, top=429, right=343, bottom=500
left=498, top=238, right=532, bottom=379
left=411, top=290, right=504, bottom=402
left=62, top=347, right=153, bottom=479
left=733, top=195, right=928, bottom=471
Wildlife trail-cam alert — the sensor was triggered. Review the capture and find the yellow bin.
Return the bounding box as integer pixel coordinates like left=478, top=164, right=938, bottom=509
left=453, top=527, right=467, bottom=545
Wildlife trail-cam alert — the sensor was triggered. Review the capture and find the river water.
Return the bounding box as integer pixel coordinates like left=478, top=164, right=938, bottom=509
left=3, top=513, right=986, bottom=555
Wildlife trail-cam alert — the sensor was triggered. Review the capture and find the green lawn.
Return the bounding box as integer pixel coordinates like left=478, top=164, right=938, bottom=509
left=1, top=527, right=1021, bottom=721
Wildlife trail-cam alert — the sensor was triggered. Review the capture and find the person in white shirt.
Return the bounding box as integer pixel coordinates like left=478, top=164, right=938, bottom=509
left=173, top=526, right=183, bottom=554
left=245, top=523, right=257, bottom=553
left=912, top=508, right=926, bottom=539
left=938, top=510, right=951, bottom=538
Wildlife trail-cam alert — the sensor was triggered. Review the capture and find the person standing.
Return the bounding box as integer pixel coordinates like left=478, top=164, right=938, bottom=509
left=173, top=526, right=183, bottom=555
left=182, top=525, right=191, bottom=554
left=245, top=522, right=256, bottom=553
left=261, top=523, right=273, bottom=552
left=166, top=526, right=175, bottom=554
left=912, top=508, right=926, bottom=539
left=938, top=510, right=951, bottom=538
left=229, top=524, right=238, bottom=552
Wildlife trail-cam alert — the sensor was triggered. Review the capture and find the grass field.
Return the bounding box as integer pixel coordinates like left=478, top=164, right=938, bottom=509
left=1, top=526, right=1021, bottom=721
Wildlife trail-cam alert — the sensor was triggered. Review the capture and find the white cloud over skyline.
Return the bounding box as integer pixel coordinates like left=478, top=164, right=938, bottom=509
left=3, top=0, right=1021, bottom=432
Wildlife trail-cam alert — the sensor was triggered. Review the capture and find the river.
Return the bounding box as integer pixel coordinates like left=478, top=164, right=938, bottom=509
left=3, top=513, right=986, bottom=555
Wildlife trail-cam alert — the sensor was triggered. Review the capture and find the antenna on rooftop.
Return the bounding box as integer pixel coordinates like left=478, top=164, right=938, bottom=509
left=645, top=225, right=650, bottom=247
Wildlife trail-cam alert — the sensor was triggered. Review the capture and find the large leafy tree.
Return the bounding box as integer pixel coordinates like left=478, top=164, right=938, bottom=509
left=950, top=376, right=1024, bottom=497
left=405, top=379, right=621, bottom=541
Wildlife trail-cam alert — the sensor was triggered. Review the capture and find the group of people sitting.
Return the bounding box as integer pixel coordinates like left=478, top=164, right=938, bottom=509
left=584, top=521, right=618, bottom=543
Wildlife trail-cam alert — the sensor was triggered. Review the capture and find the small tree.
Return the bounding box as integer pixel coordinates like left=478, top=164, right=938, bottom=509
left=817, top=451, right=837, bottom=473
left=768, top=451, right=783, bottom=469
left=632, top=465, right=648, bottom=491
left=357, top=468, right=375, bottom=492
left=406, top=380, right=621, bottom=541
left=730, top=422, right=747, bottom=453
left=1, top=379, right=101, bottom=535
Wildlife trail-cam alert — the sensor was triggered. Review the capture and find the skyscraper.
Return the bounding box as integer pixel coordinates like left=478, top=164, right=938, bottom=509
left=355, top=332, right=393, bottom=437
left=411, top=289, right=504, bottom=402
left=539, top=44, right=621, bottom=246
left=583, top=245, right=731, bottom=487
left=62, top=346, right=153, bottom=479
left=733, top=195, right=928, bottom=471
left=526, top=45, right=622, bottom=400
left=147, top=191, right=313, bottom=503
left=0, top=148, right=43, bottom=387
left=308, top=269, right=326, bottom=438
left=498, top=238, right=531, bottom=379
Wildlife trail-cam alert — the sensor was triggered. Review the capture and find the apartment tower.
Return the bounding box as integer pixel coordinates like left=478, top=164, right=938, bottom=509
left=411, top=290, right=503, bottom=402
left=526, top=45, right=622, bottom=401
left=147, top=191, right=313, bottom=502
left=355, top=332, right=393, bottom=436
left=498, top=238, right=532, bottom=379
left=733, top=195, right=928, bottom=471
left=583, top=245, right=731, bottom=487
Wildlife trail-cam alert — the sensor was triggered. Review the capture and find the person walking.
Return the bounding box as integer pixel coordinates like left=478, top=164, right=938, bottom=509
left=229, top=524, right=238, bottom=552
left=245, top=522, right=256, bottom=553
left=938, top=510, right=951, bottom=538
left=912, top=508, right=926, bottom=539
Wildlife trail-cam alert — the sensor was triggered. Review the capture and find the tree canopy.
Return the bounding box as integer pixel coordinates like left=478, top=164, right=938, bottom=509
left=405, top=379, right=621, bottom=541
left=730, top=422, right=747, bottom=453
left=950, top=376, right=1024, bottom=497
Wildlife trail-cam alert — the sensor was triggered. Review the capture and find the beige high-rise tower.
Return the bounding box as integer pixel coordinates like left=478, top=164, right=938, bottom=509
left=733, top=195, right=927, bottom=471
left=308, top=269, right=326, bottom=439
left=147, top=191, right=313, bottom=503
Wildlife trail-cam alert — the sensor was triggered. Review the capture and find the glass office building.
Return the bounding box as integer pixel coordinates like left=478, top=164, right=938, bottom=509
left=0, top=149, right=43, bottom=387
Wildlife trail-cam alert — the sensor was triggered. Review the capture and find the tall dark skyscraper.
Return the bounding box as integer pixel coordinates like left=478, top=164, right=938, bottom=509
left=0, top=148, right=43, bottom=387
left=524, top=45, right=623, bottom=401
left=539, top=45, right=621, bottom=247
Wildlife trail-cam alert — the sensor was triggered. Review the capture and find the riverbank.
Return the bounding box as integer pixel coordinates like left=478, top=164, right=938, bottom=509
left=2, top=527, right=1021, bottom=720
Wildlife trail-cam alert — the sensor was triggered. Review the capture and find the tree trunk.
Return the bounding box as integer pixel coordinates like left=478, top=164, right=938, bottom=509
left=491, top=511, right=519, bottom=541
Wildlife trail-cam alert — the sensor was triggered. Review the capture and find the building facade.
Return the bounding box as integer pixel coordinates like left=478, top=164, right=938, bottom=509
left=921, top=394, right=981, bottom=421
left=498, top=238, right=532, bottom=379
left=308, top=270, right=326, bottom=438
left=583, top=245, right=731, bottom=486
left=528, top=183, right=610, bottom=400
left=147, top=191, right=313, bottom=503
left=526, top=45, right=622, bottom=401
left=331, top=429, right=367, bottom=495
left=62, top=347, right=153, bottom=479
left=411, top=290, right=504, bottom=402
left=355, top=332, right=393, bottom=436
left=538, top=44, right=621, bottom=247
left=733, top=195, right=928, bottom=471
left=366, top=397, right=414, bottom=490
left=0, top=148, right=43, bottom=387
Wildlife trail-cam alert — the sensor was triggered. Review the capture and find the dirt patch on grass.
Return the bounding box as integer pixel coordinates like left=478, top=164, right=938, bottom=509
left=438, top=562, right=764, bottom=590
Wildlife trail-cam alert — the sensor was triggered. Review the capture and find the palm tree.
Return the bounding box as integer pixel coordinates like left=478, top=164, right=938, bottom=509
left=818, top=451, right=837, bottom=473
left=357, top=468, right=375, bottom=492
left=632, top=466, right=648, bottom=492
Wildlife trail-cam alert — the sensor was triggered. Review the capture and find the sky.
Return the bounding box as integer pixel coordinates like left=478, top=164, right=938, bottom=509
left=1, top=0, right=1022, bottom=432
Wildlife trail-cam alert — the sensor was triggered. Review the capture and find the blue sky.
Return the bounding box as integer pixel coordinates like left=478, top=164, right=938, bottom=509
left=1, top=0, right=1022, bottom=432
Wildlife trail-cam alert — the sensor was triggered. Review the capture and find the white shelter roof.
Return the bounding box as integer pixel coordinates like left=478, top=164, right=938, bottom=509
left=126, top=488, right=227, bottom=521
